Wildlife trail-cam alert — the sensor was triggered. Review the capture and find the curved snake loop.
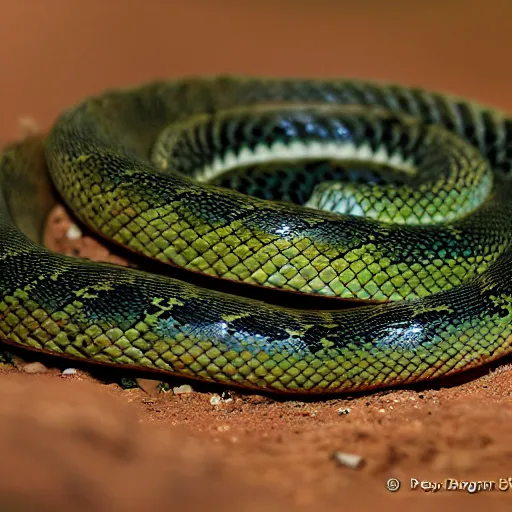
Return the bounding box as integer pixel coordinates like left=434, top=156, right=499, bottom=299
left=1, top=76, right=512, bottom=394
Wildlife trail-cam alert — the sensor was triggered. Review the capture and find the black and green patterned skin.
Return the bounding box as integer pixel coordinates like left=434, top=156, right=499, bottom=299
left=1, top=76, right=512, bottom=393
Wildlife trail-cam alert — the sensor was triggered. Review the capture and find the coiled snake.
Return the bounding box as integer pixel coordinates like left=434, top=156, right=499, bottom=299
left=1, top=76, right=512, bottom=394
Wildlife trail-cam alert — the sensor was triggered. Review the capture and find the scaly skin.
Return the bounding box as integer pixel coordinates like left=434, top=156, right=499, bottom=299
left=1, top=76, right=512, bottom=394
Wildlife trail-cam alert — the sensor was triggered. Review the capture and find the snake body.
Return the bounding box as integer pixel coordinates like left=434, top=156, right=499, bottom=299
left=1, top=76, right=512, bottom=393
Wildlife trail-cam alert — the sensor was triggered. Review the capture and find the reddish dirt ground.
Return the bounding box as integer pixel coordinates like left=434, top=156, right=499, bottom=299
left=4, top=1, right=512, bottom=510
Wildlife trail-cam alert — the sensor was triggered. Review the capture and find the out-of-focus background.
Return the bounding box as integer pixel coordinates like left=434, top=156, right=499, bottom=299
left=1, top=0, right=511, bottom=140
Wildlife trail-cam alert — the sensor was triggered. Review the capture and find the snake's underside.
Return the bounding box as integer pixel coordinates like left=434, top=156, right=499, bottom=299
left=1, top=76, right=512, bottom=394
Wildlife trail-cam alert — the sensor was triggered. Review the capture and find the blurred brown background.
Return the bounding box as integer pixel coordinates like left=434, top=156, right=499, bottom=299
left=1, top=0, right=511, bottom=141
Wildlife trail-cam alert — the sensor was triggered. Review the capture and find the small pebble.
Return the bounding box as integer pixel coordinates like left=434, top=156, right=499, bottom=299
left=332, top=451, right=364, bottom=469
left=136, top=378, right=161, bottom=397
left=210, top=393, right=234, bottom=406
left=61, top=368, right=77, bottom=376
left=336, top=407, right=352, bottom=416
left=173, top=384, right=194, bottom=395
left=22, top=362, right=48, bottom=374
left=66, top=224, right=82, bottom=240
left=210, top=395, right=222, bottom=406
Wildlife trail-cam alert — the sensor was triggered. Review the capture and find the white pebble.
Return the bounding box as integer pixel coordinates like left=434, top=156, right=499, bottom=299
left=66, top=224, right=82, bottom=240
left=62, top=368, right=77, bottom=376
left=332, top=451, right=364, bottom=469
left=210, top=395, right=222, bottom=406
left=173, top=384, right=194, bottom=395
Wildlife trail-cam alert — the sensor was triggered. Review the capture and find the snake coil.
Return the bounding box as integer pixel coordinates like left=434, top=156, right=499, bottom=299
left=0, top=76, right=511, bottom=394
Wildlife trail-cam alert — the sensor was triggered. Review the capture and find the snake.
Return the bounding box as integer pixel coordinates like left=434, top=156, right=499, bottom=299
left=1, top=76, right=512, bottom=394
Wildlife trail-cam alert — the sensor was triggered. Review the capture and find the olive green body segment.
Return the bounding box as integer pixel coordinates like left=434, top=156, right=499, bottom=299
left=1, top=76, right=512, bottom=393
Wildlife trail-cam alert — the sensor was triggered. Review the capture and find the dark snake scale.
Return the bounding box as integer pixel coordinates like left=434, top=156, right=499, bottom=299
left=1, top=76, right=512, bottom=393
